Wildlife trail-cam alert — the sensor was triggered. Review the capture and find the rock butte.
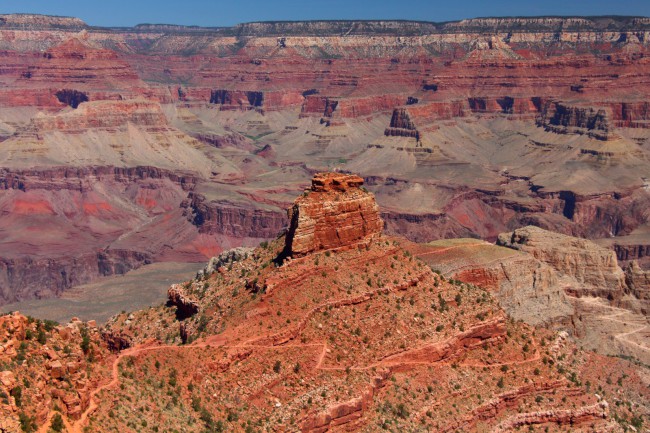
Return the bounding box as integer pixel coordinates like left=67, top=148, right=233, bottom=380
left=285, top=173, right=383, bottom=257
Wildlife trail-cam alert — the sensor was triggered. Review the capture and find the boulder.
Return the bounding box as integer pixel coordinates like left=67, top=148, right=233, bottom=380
left=49, top=360, right=65, bottom=379
left=0, top=371, right=16, bottom=388
left=198, top=247, right=255, bottom=277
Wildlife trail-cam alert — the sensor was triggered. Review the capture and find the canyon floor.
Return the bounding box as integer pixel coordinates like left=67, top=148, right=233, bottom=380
left=0, top=262, right=202, bottom=324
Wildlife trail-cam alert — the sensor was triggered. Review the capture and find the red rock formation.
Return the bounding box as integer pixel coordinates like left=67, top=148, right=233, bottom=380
left=0, top=312, right=109, bottom=427
left=284, top=173, right=383, bottom=256
left=30, top=99, right=169, bottom=131
left=491, top=401, right=610, bottom=432
left=613, top=243, right=650, bottom=262
left=380, top=317, right=506, bottom=365
left=609, top=101, right=650, bottom=128
left=0, top=38, right=151, bottom=107
left=384, top=101, right=469, bottom=140
left=209, top=89, right=304, bottom=111
left=0, top=166, right=202, bottom=305
left=167, top=284, right=200, bottom=319
left=300, top=371, right=390, bottom=433
left=536, top=100, right=612, bottom=140
left=300, top=94, right=407, bottom=118
left=183, top=192, right=286, bottom=238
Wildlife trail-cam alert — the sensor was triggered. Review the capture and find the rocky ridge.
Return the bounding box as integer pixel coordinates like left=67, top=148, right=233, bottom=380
left=414, top=226, right=650, bottom=363
left=1, top=173, right=648, bottom=432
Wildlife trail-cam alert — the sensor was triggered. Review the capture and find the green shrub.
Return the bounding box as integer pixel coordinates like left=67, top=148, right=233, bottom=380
left=50, top=413, right=64, bottom=432
left=18, top=412, right=37, bottom=433
left=10, top=386, right=22, bottom=407
left=80, top=327, right=91, bottom=354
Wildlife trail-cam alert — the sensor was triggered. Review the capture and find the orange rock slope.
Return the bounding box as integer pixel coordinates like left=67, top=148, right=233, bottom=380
left=0, top=173, right=639, bottom=433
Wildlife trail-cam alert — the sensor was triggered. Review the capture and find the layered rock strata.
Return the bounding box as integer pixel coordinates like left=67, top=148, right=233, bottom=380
left=284, top=173, right=383, bottom=256
left=2, top=14, right=650, bottom=311
left=625, top=261, right=650, bottom=313
left=497, top=226, right=627, bottom=300
left=536, top=100, right=612, bottom=140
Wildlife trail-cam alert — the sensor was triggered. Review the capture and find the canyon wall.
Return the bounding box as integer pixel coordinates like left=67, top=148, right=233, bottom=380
left=1, top=14, right=650, bottom=304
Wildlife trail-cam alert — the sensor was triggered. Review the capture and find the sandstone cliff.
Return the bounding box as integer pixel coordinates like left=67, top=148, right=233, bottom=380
left=536, top=100, right=612, bottom=140
left=497, top=226, right=627, bottom=300
left=284, top=173, right=383, bottom=256
left=625, top=261, right=650, bottom=313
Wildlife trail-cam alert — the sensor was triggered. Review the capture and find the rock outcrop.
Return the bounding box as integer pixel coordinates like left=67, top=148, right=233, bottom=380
left=30, top=99, right=169, bottom=131
left=167, top=284, right=200, bottom=319
left=497, top=226, right=627, bottom=300
left=197, top=246, right=255, bottom=277
left=613, top=243, right=650, bottom=262
left=0, top=312, right=107, bottom=427
left=411, top=239, right=575, bottom=326
left=491, top=401, right=611, bottom=433
left=209, top=89, right=303, bottom=111
left=625, top=261, right=650, bottom=313
left=284, top=173, right=383, bottom=257
left=536, top=100, right=612, bottom=140
left=183, top=193, right=286, bottom=238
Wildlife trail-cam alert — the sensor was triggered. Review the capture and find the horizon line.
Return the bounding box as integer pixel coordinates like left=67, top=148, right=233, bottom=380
left=2, top=12, right=649, bottom=30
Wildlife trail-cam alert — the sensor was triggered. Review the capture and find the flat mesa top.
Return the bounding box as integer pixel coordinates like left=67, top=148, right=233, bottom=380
left=311, top=173, right=364, bottom=192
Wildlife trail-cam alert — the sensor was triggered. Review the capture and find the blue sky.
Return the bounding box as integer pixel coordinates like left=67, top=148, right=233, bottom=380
left=2, top=0, right=650, bottom=27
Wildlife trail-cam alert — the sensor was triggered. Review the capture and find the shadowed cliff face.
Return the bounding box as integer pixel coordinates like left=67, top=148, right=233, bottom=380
left=55, top=89, right=89, bottom=108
